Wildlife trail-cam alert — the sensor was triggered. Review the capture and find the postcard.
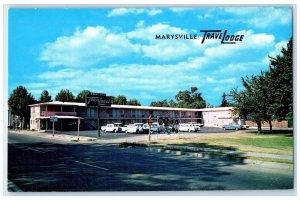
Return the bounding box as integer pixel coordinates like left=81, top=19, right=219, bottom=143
left=6, top=6, right=294, bottom=194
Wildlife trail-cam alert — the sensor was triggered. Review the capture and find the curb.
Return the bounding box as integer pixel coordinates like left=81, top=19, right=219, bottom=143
left=121, top=142, right=293, bottom=170
left=146, top=147, right=293, bottom=170
left=9, top=130, right=98, bottom=142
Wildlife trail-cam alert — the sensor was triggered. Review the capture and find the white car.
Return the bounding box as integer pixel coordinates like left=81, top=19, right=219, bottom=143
left=124, top=123, right=147, bottom=134
left=123, top=124, right=140, bottom=134
left=178, top=123, right=199, bottom=132
left=188, top=122, right=202, bottom=131
left=101, top=124, right=122, bottom=133
left=150, top=123, right=164, bottom=133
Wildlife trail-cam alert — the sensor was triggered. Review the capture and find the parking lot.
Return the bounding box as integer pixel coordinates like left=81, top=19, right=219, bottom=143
left=50, top=127, right=237, bottom=142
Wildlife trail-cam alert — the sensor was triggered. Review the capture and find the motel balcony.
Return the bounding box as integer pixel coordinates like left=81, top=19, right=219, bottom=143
left=41, top=111, right=78, bottom=117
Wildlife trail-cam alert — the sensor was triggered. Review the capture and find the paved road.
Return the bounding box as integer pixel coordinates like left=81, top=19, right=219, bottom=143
left=8, top=132, right=293, bottom=192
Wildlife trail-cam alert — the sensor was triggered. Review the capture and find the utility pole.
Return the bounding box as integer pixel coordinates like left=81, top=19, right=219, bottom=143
left=98, top=105, right=100, bottom=137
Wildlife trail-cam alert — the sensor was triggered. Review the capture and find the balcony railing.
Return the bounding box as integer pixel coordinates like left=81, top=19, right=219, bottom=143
left=42, top=111, right=77, bottom=117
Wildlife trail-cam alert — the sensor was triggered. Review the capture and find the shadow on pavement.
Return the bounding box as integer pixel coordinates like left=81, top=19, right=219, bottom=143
left=8, top=142, right=247, bottom=191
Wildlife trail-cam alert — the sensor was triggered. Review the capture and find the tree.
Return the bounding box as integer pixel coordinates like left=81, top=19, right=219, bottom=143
left=150, top=99, right=169, bottom=107
left=230, top=38, right=293, bottom=133
left=39, top=90, right=52, bottom=103
left=268, top=38, right=293, bottom=123
left=76, top=90, right=91, bottom=102
left=220, top=92, right=230, bottom=107
left=8, top=86, right=36, bottom=128
left=231, top=71, right=281, bottom=134
left=175, top=87, right=206, bottom=108
left=190, top=87, right=206, bottom=108
left=114, top=95, right=127, bottom=105
left=127, top=99, right=141, bottom=106
left=55, top=89, right=75, bottom=102
left=169, top=100, right=177, bottom=107
left=149, top=87, right=206, bottom=109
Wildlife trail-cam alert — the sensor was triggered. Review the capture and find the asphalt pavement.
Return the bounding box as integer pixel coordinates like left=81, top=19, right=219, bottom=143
left=7, top=132, right=294, bottom=192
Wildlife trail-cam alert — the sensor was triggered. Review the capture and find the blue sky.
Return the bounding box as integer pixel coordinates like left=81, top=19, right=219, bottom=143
left=8, top=7, right=292, bottom=106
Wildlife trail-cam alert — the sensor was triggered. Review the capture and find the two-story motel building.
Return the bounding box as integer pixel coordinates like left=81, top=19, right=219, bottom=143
left=29, top=101, right=235, bottom=131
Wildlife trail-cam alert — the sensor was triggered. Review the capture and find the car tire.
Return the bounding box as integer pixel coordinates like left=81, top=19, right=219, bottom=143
left=114, top=129, right=118, bottom=133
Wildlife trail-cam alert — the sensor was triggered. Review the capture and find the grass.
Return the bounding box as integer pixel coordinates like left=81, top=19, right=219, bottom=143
left=152, top=132, right=293, bottom=156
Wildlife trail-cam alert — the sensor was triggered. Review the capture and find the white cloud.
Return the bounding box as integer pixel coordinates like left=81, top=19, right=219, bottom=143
left=148, top=9, right=163, bottom=16
left=107, top=8, right=163, bottom=17
left=40, top=22, right=276, bottom=68
left=206, top=76, right=235, bottom=84
left=26, top=83, right=49, bottom=88
left=203, top=30, right=274, bottom=59
left=262, top=40, right=288, bottom=65
left=36, top=23, right=281, bottom=105
left=269, top=40, right=288, bottom=57
left=197, top=13, right=213, bottom=20
left=40, top=26, right=140, bottom=67
left=169, top=8, right=195, bottom=14
left=127, top=23, right=204, bottom=61
left=221, top=7, right=292, bottom=28
left=31, top=55, right=210, bottom=103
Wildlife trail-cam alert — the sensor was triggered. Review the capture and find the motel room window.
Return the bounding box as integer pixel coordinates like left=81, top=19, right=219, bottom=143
left=62, top=106, right=74, bottom=112
left=31, top=107, right=35, bottom=113
left=40, top=106, right=46, bottom=112
left=47, top=105, right=61, bottom=112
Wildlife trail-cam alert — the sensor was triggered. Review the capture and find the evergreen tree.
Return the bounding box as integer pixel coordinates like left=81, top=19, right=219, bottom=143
left=127, top=99, right=141, bottom=106
left=39, top=90, right=52, bottom=103
left=55, top=89, right=75, bottom=102
left=8, top=86, right=36, bottom=128
left=220, top=92, right=230, bottom=107
left=268, top=38, right=293, bottom=123
left=76, top=90, right=91, bottom=102
left=114, top=95, right=127, bottom=105
left=230, top=37, right=293, bottom=133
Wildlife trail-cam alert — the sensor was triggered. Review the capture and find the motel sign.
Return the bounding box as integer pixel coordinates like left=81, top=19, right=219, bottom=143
left=86, top=94, right=114, bottom=107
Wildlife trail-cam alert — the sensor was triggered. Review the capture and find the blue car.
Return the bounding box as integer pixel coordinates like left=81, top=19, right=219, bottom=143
left=222, top=123, right=242, bottom=130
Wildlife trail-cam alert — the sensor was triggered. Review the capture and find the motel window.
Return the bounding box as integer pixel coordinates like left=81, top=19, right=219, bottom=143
left=62, top=106, right=74, bottom=112
left=31, top=107, right=35, bottom=113
left=40, top=106, right=46, bottom=112
left=47, top=106, right=61, bottom=112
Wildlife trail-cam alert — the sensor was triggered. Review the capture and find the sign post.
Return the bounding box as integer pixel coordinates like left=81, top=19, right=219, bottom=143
left=77, top=118, right=80, bottom=141
left=49, top=116, right=58, bottom=137
left=85, top=94, right=113, bottom=137
left=148, top=116, right=153, bottom=142
left=97, top=105, right=100, bottom=137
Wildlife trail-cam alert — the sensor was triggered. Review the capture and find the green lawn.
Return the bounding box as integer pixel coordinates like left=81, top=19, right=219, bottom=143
left=153, top=132, right=293, bottom=156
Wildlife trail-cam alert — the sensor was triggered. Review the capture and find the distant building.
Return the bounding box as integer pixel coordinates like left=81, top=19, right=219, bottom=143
left=29, top=101, right=235, bottom=131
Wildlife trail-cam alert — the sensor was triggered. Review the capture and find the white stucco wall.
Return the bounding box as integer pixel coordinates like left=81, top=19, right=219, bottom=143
left=202, top=108, right=235, bottom=127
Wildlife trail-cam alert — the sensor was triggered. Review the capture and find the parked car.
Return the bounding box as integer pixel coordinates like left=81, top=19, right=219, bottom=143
left=189, top=122, right=204, bottom=127
left=178, top=123, right=199, bottom=132
left=188, top=122, right=202, bottom=131
left=239, top=120, right=249, bottom=129
left=101, top=123, right=122, bottom=133
left=124, top=123, right=146, bottom=134
left=150, top=122, right=164, bottom=133
left=142, top=123, right=150, bottom=133
left=120, top=125, right=129, bottom=132
left=222, top=123, right=242, bottom=130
